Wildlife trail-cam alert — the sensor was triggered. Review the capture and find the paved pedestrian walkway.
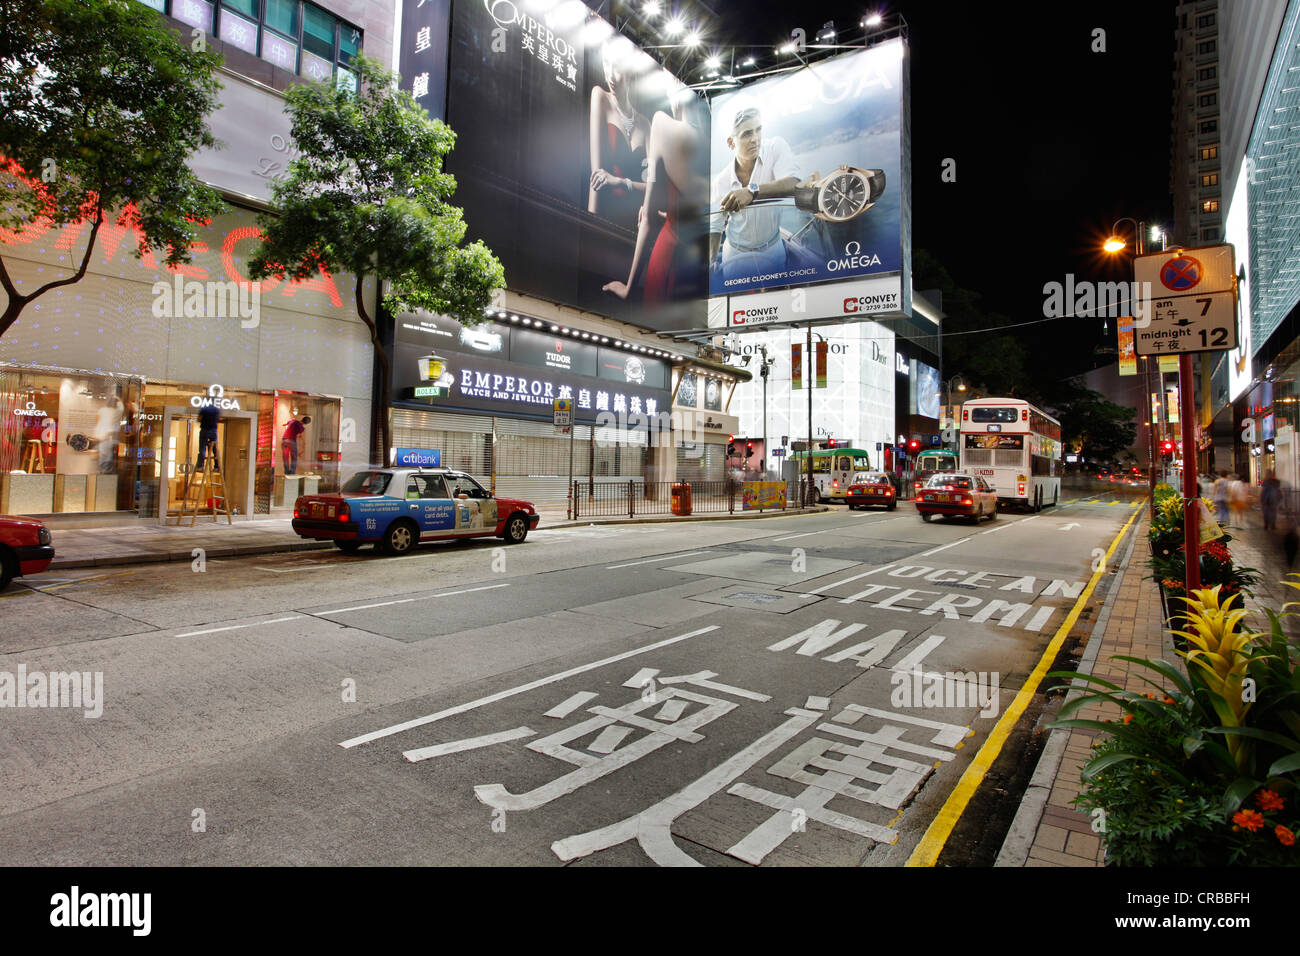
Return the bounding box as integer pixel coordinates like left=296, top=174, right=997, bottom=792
left=37, top=501, right=824, bottom=570
left=999, top=506, right=1300, bottom=867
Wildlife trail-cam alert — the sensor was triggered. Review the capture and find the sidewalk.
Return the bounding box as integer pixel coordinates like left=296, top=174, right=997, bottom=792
left=38, top=501, right=825, bottom=570
left=998, top=508, right=1300, bottom=867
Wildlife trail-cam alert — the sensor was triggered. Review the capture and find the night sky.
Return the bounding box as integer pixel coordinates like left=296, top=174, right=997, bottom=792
left=692, top=0, right=1177, bottom=377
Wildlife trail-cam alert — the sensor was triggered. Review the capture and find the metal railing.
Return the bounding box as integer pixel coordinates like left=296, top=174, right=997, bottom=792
left=569, top=479, right=812, bottom=519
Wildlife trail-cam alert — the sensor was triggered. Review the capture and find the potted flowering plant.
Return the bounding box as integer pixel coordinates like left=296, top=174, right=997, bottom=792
left=1048, top=585, right=1300, bottom=865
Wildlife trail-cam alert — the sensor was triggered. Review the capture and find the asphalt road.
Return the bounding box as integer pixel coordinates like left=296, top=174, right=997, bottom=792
left=0, top=486, right=1144, bottom=866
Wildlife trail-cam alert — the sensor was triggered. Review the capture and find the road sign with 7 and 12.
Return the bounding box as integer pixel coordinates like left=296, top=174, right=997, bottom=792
left=1132, top=244, right=1238, bottom=356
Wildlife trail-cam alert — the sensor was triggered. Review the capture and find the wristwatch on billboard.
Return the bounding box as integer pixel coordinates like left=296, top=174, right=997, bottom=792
left=66, top=433, right=98, bottom=451
left=792, top=165, right=886, bottom=222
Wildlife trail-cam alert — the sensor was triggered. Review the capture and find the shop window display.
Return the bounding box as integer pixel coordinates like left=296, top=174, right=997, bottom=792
left=0, top=365, right=144, bottom=515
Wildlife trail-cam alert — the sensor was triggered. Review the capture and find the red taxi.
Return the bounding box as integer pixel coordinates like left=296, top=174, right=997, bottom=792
left=915, top=473, right=998, bottom=523
left=0, top=514, right=54, bottom=590
left=845, top=472, right=897, bottom=511
left=292, top=467, right=539, bottom=555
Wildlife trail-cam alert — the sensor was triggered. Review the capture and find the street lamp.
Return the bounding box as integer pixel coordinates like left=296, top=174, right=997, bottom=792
left=942, top=373, right=967, bottom=443
left=1103, top=219, right=1201, bottom=594
left=1102, top=217, right=1159, bottom=518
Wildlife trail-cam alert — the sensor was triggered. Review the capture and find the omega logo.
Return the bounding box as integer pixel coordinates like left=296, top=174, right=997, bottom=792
left=190, top=383, right=242, bottom=411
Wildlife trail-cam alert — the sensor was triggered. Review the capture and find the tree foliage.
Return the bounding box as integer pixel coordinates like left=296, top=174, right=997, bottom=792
left=0, top=0, right=226, bottom=337
left=912, top=249, right=1031, bottom=399
left=1053, top=382, right=1138, bottom=462
left=248, top=54, right=504, bottom=463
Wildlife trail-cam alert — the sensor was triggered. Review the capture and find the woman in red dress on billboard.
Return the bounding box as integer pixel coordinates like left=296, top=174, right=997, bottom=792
left=602, top=87, right=703, bottom=304
left=588, top=37, right=649, bottom=225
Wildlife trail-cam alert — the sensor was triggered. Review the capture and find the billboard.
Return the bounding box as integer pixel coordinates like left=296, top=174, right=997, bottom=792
left=707, top=40, right=908, bottom=300
left=392, top=311, right=670, bottom=423
left=435, top=0, right=709, bottom=333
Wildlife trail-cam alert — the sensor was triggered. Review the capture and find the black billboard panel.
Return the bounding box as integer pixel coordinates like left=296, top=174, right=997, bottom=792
left=438, top=0, right=708, bottom=333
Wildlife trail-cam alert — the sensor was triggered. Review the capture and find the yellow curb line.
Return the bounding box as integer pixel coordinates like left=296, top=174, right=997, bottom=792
left=905, top=501, right=1143, bottom=867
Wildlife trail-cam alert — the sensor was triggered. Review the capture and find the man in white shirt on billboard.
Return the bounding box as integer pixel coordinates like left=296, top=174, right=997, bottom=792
left=709, top=105, right=801, bottom=285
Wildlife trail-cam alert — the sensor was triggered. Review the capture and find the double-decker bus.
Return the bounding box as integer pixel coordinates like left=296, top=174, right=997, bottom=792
left=789, top=447, right=873, bottom=502
left=958, top=397, right=1061, bottom=510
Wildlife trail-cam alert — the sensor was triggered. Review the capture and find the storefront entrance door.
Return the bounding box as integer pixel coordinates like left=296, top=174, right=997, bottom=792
left=159, top=407, right=256, bottom=519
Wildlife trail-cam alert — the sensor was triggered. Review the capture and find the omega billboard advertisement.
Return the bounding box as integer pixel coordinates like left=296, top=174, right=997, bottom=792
left=393, top=312, right=670, bottom=424
left=430, top=0, right=710, bottom=333
left=709, top=40, right=911, bottom=325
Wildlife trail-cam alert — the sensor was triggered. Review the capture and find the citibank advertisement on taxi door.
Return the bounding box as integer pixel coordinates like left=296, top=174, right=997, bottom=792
left=707, top=40, right=909, bottom=297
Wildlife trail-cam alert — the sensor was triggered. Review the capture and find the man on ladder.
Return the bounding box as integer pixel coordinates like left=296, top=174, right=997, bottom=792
left=175, top=402, right=232, bottom=525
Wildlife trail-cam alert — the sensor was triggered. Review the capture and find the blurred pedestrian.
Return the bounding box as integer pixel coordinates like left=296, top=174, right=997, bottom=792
left=1212, top=471, right=1230, bottom=525
left=1261, top=476, right=1282, bottom=531
left=1228, top=474, right=1250, bottom=528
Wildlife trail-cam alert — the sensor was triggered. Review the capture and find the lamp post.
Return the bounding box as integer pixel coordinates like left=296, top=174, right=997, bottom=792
left=1103, top=220, right=1201, bottom=595
left=756, top=344, right=776, bottom=476
left=942, top=373, right=967, bottom=447
left=1103, top=218, right=1159, bottom=519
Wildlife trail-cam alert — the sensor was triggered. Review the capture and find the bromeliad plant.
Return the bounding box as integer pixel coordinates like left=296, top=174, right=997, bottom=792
left=1147, top=490, right=1258, bottom=601
left=1048, top=584, right=1300, bottom=865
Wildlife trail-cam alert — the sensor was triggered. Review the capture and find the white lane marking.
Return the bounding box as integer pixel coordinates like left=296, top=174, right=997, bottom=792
left=316, top=582, right=509, bottom=615
left=1059, top=522, right=1081, bottom=531
left=918, top=540, right=965, bottom=557
left=623, top=668, right=659, bottom=689
left=254, top=563, right=330, bottom=573
left=805, top=696, right=831, bottom=711
left=338, top=624, right=720, bottom=749
left=654, top=699, right=689, bottom=722
left=606, top=551, right=710, bottom=569
left=808, top=565, right=895, bottom=594
left=544, top=691, right=599, bottom=719
left=552, top=707, right=822, bottom=864
left=979, top=521, right=1019, bottom=535
left=176, top=615, right=303, bottom=638
left=772, top=528, right=837, bottom=542
left=587, top=725, right=634, bottom=754
left=403, top=726, right=536, bottom=763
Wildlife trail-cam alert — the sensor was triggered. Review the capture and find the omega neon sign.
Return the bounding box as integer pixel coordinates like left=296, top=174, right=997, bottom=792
left=190, top=384, right=241, bottom=411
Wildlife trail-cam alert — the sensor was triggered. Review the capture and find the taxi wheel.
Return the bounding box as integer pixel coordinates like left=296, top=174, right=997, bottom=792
left=503, top=513, right=529, bottom=544
left=381, top=520, right=418, bottom=556
left=986, top=504, right=997, bottom=521
left=0, top=550, right=15, bottom=591
left=334, top=540, right=362, bottom=553
left=887, top=501, right=896, bottom=511
left=920, top=512, right=933, bottom=523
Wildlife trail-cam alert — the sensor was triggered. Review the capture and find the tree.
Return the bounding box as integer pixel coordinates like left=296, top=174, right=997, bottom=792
left=912, top=249, right=1031, bottom=399
left=1054, top=384, right=1138, bottom=463
left=248, top=54, right=505, bottom=465
left=0, top=0, right=226, bottom=338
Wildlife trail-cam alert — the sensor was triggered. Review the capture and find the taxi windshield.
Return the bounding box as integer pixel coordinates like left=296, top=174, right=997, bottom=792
left=929, top=475, right=973, bottom=489
left=341, top=471, right=392, bottom=495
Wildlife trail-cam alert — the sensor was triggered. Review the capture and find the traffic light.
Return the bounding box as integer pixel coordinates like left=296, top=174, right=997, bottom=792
left=907, top=439, right=921, bottom=453
left=727, top=442, right=736, bottom=457
left=1160, top=440, right=1175, bottom=456
left=746, top=441, right=755, bottom=458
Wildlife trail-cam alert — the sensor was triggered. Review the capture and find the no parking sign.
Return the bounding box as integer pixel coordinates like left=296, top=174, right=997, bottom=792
left=1133, top=244, right=1237, bottom=355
